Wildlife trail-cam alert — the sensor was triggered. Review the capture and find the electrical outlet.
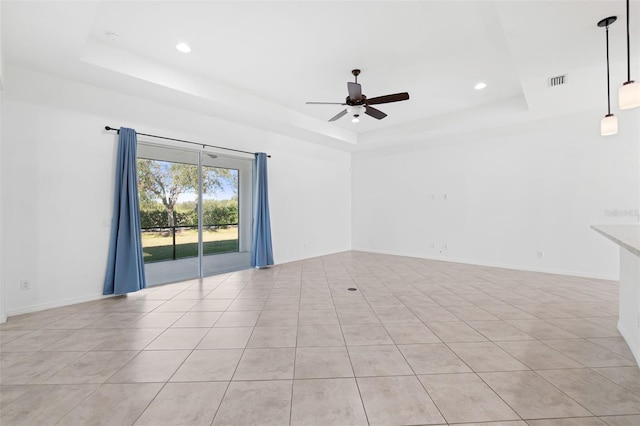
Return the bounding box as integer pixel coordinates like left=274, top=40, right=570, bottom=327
left=20, top=280, right=30, bottom=291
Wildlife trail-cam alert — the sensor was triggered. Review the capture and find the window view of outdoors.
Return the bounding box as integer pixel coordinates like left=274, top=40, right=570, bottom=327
left=137, top=159, right=239, bottom=263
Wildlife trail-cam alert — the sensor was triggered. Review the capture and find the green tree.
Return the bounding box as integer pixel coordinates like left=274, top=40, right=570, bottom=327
left=137, top=159, right=234, bottom=227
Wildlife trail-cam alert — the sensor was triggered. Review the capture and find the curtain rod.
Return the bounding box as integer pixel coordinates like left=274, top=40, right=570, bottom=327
left=104, top=126, right=271, bottom=158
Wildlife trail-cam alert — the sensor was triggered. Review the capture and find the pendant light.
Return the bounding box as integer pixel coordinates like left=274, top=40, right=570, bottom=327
left=599, top=16, right=618, bottom=136
left=619, top=0, right=640, bottom=109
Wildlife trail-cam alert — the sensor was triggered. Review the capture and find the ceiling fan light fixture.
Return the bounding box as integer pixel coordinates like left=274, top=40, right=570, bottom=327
left=348, top=105, right=365, bottom=123
left=306, top=69, right=410, bottom=122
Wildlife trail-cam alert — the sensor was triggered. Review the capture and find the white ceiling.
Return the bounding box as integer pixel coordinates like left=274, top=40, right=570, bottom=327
left=2, top=1, right=638, bottom=150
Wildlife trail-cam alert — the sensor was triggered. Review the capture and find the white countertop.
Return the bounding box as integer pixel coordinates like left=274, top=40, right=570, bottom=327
left=592, top=224, right=640, bottom=257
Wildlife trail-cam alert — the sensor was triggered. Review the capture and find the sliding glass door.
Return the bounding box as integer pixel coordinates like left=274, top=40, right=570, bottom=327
left=201, top=155, right=253, bottom=276
left=137, top=143, right=253, bottom=286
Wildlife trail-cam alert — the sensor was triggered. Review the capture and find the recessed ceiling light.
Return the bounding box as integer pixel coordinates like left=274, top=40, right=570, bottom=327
left=474, top=82, right=487, bottom=90
left=176, top=43, right=191, bottom=53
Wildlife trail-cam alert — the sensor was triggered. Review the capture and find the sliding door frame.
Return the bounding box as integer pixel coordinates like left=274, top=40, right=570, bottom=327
left=137, top=139, right=253, bottom=284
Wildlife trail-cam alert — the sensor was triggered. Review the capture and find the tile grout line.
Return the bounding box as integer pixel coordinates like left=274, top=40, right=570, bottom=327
left=127, top=276, right=227, bottom=426
left=207, top=273, right=268, bottom=426
left=332, top=255, right=371, bottom=426
left=2, top=252, right=637, bottom=425
left=288, top=264, right=302, bottom=426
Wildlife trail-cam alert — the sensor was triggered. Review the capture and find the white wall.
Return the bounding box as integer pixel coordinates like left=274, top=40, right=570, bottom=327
left=4, top=66, right=637, bottom=318
left=0, top=1, right=6, bottom=323
left=1, top=67, right=351, bottom=316
left=352, top=111, right=640, bottom=279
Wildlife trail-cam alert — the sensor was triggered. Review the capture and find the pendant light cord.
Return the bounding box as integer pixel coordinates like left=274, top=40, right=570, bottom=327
left=606, top=22, right=612, bottom=115
left=626, top=0, right=631, bottom=82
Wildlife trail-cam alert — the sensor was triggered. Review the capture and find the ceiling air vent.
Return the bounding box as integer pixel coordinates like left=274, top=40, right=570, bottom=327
left=548, top=74, right=568, bottom=87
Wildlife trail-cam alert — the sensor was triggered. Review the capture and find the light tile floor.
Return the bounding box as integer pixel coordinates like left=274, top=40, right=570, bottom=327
left=1, top=251, right=639, bottom=425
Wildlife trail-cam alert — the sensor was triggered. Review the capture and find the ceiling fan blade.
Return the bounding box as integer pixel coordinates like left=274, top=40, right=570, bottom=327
left=365, top=105, right=387, bottom=120
left=348, top=82, right=362, bottom=101
left=328, top=109, right=348, bottom=122
left=366, top=92, right=410, bottom=105
left=306, top=101, right=347, bottom=105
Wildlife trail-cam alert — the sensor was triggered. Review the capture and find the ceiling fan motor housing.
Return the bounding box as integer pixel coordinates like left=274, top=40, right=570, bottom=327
left=346, top=95, right=367, bottom=106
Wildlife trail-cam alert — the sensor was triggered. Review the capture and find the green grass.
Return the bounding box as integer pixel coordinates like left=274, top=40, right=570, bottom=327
left=143, top=239, right=239, bottom=263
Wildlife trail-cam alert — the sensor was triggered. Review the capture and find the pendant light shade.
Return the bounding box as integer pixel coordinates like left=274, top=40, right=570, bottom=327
left=619, top=80, right=640, bottom=110
left=619, top=0, right=640, bottom=109
left=598, top=16, right=618, bottom=136
left=601, top=114, right=619, bottom=136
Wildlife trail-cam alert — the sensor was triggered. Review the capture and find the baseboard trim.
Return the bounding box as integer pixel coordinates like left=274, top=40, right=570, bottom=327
left=5, top=248, right=619, bottom=318
left=351, top=247, right=619, bottom=281
left=6, top=293, right=115, bottom=318
left=276, top=247, right=353, bottom=266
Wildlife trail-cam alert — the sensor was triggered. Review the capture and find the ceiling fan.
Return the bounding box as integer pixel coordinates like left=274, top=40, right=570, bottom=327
left=306, top=69, right=410, bottom=122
